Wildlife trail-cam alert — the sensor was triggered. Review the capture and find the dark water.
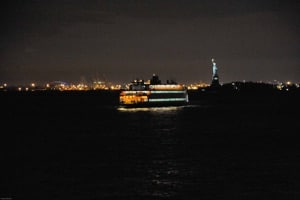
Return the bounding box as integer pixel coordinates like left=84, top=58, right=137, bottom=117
left=2, top=91, right=300, bottom=199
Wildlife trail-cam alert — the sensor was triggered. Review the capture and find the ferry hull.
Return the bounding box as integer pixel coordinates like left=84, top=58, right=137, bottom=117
left=119, top=90, right=189, bottom=108
left=119, top=100, right=188, bottom=108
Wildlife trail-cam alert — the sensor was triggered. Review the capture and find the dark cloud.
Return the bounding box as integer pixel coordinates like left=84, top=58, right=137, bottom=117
left=2, top=0, right=299, bottom=37
left=100, top=0, right=300, bottom=19
left=1, top=1, right=114, bottom=38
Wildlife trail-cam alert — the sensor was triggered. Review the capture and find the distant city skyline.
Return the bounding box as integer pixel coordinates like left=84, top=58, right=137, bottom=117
left=1, top=0, right=300, bottom=85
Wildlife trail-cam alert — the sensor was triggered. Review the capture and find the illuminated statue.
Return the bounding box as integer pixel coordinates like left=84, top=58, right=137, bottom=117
left=211, top=58, right=220, bottom=87
left=212, top=58, right=218, bottom=76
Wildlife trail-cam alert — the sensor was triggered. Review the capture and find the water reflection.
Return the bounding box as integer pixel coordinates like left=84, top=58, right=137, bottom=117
left=116, top=105, right=185, bottom=198
left=146, top=159, right=181, bottom=198
left=117, top=106, right=186, bottom=113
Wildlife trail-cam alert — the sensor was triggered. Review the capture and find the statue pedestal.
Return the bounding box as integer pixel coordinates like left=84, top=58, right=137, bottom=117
left=211, top=74, right=220, bottom=87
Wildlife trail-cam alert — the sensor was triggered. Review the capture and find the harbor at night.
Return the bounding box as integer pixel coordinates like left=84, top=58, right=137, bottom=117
left=1, top=0, right=300, bottom=199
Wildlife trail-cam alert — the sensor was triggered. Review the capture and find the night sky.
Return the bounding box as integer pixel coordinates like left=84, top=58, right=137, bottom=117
left=1, top=0, right=299, bottom=85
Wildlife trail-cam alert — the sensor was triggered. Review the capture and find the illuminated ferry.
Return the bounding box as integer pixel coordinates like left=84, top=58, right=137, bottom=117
left=119, top=74, right=189, bottom=107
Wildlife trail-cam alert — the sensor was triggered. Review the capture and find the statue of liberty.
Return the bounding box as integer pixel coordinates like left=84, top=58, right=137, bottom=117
left=212, top=58, right=218, bottom=76
left=211, top=58, right=220, bottom=87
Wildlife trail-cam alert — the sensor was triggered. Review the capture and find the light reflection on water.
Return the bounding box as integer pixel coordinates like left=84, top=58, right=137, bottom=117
left=117, top=105, right=186, bottom=113
left=116, top=105, right=185, bottom=197
left=146, top=159, right=181, bottom=198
